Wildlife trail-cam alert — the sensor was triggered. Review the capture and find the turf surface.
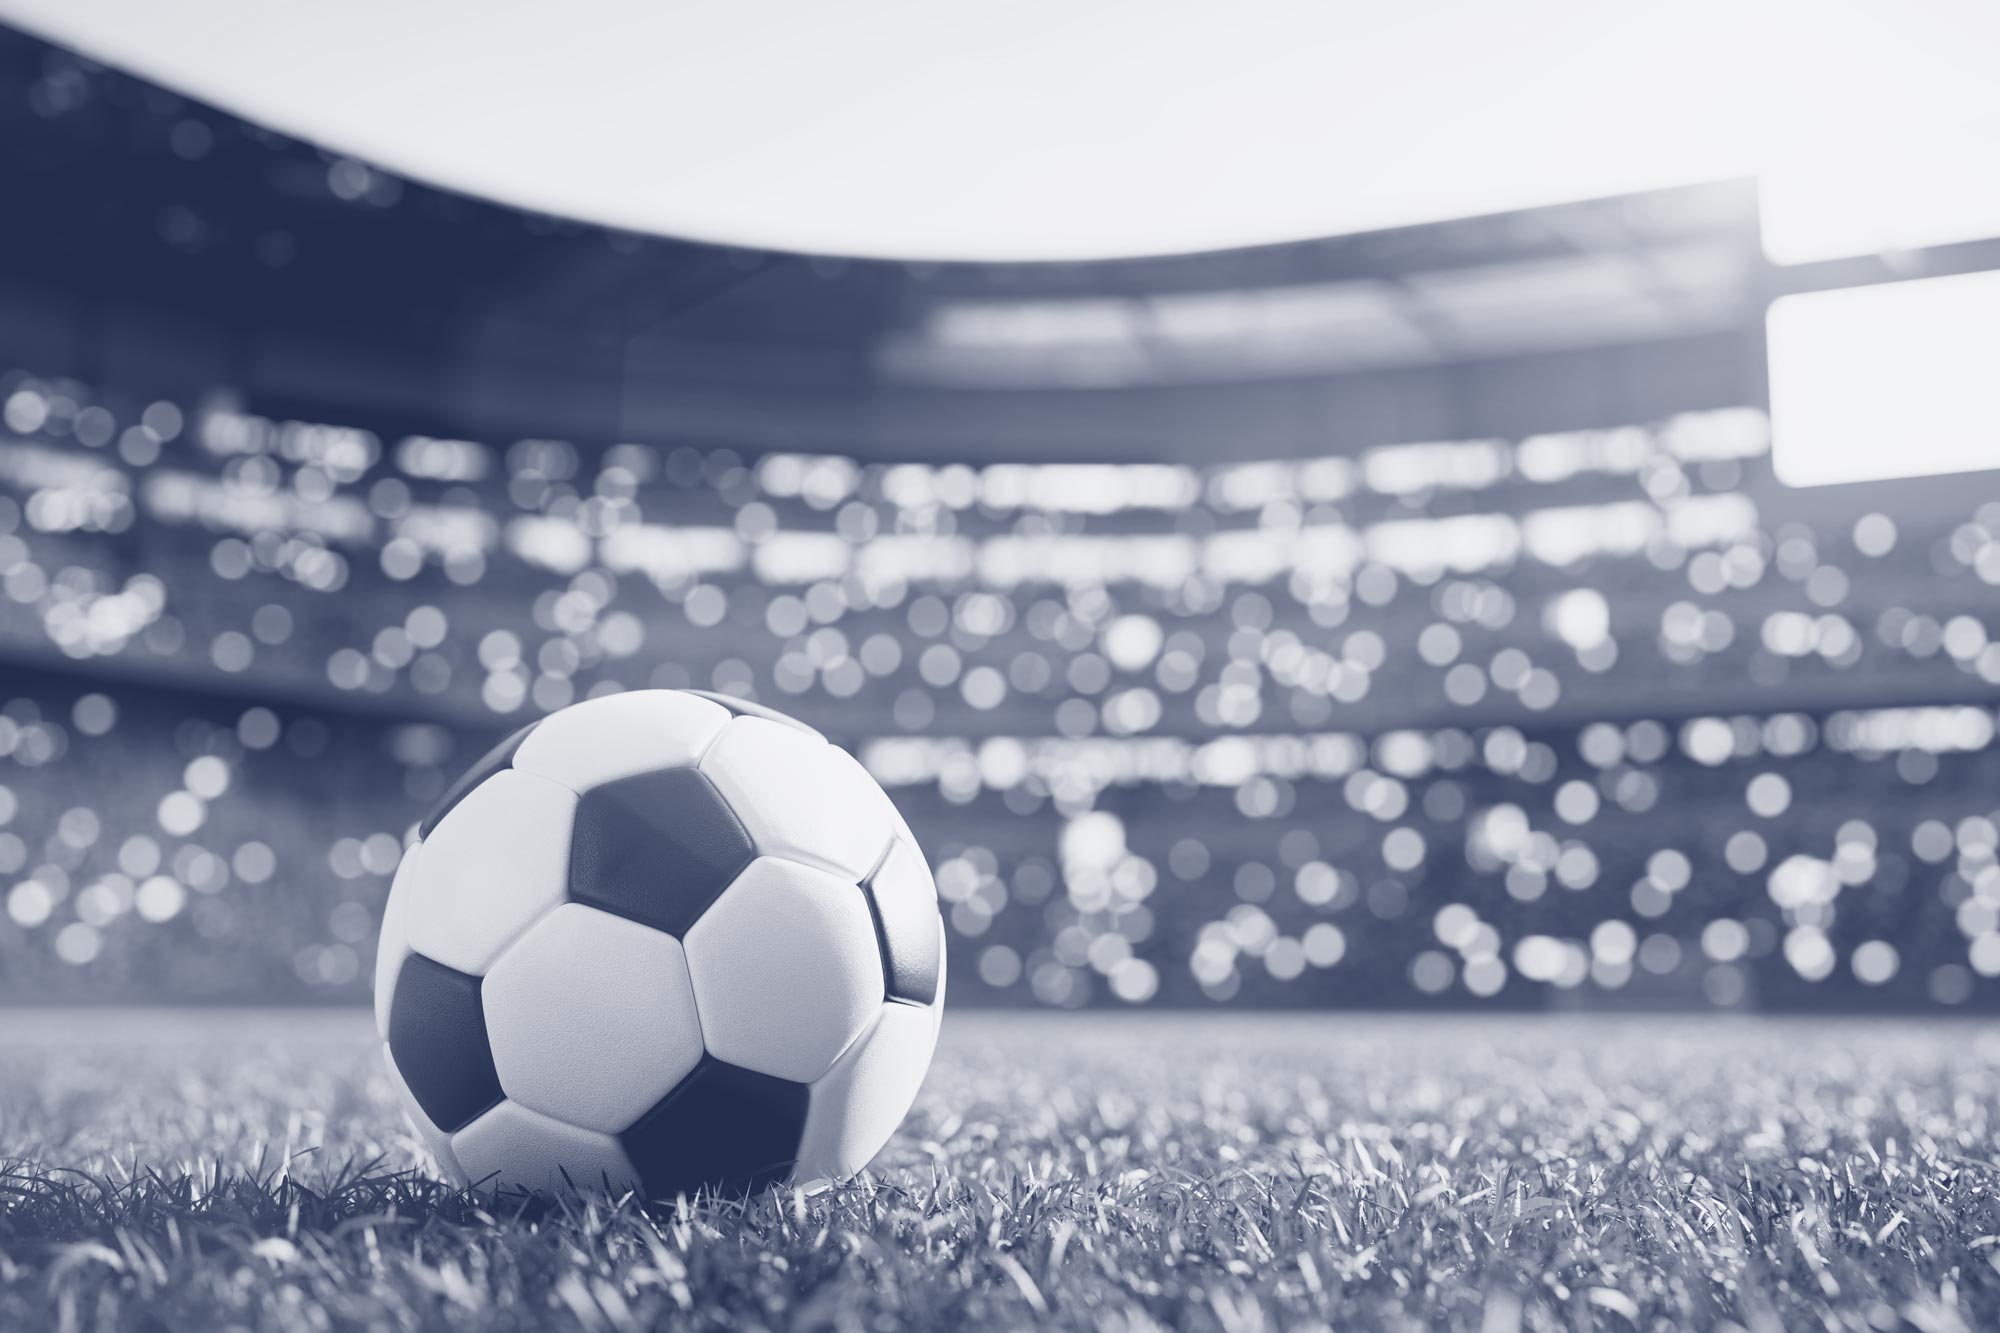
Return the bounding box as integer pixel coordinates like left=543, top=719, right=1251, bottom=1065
left=2, top=1011, right=1998, bottom=1331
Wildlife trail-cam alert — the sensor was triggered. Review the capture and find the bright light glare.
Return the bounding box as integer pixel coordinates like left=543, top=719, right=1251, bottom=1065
left=1767, top=269, right=2000, bottom=488
left=1762, top=127, right=2000, bottom=265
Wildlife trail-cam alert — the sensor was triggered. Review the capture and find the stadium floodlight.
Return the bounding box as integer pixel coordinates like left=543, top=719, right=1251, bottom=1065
left=1766, top=268, right=2000, bottom=488
left=1761, top=126, right=2000, bottom=265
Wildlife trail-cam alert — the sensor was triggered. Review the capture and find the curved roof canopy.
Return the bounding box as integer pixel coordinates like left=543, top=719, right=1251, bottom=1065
left=2, top=0, right=1995, bottom=261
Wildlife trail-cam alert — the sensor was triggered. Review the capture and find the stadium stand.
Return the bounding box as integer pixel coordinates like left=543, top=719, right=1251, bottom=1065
left=1, top=30, right=1997, bottom=1007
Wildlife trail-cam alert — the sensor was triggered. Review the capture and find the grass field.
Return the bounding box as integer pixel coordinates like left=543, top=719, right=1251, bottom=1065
left=3, top=1012, right=1999, bottom=1332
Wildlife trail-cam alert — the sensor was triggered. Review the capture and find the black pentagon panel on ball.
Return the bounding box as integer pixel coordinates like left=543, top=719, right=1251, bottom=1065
left=568, top=768, right=756, bottom=936
left=863, top=852, right=943, bottom=1007
left=683, top=689, right=824, bottom=740
left=620, top=1057, right=809, bottom=1200
left=386, top=954, right=504, bottom=1132
left=420, top=719, right=540, bottom=838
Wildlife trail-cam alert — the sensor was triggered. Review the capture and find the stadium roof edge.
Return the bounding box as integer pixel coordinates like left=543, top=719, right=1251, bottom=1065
left=4, top=0, right=1995, bottom=262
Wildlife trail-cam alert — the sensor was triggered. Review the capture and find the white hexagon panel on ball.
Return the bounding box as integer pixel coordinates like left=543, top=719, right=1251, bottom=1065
left=374, top=688, right=946, bottom=1198
left=683, top=856, right=886, bottom=1084
left=481, top=903, right=705, bottom=1134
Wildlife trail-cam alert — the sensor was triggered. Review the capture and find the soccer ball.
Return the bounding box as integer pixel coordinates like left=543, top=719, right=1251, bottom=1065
left=373, top=689, right=945, bottom=1197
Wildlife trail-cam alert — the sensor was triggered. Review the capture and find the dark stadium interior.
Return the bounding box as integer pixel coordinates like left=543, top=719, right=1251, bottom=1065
left=3, top=27, right=1999, bottom=1013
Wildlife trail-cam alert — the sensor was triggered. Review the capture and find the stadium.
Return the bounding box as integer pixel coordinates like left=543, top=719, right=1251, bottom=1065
left=2, top=6, right=2000, bottom=1328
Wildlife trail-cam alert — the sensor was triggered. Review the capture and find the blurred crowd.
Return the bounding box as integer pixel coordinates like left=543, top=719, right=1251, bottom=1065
left=3, top=365, right=1998, bottom=1008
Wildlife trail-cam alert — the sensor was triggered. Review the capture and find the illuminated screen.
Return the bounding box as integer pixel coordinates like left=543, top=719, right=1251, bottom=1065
left=1766, top=268, right=2000, bottom=487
